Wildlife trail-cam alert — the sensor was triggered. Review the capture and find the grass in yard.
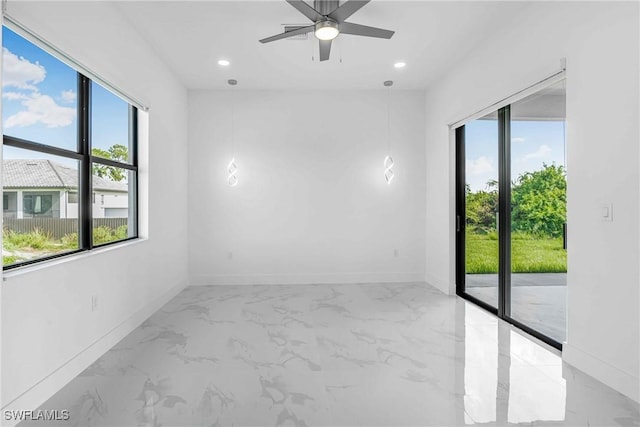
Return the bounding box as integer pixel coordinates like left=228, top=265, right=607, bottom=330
left=3, top=228, right=55, bottom=251
left=466, top=232, right=567, bottom=274
left=93, top=225, right=128, bottom=245
left=2, top=228, right=78, bottom=267
left=2, top=225, right=128, bottom=266
left=3, top=255, right=20, bottom=265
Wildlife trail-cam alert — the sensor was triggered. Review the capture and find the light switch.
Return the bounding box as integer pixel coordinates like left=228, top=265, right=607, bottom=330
left=601, top=203, right=613, bottom=221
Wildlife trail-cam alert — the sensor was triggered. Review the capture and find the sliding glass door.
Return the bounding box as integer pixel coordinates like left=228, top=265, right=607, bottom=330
left=508, top=81, right=567, bottom=343
left=456, top=80, right=567, bottom=348
left=461, top=111, right=499, bottom=309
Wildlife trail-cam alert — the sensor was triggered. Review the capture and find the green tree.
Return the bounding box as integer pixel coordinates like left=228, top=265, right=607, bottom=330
left=511, top=163, right=566, bottom=237
left=92, top=144, right=128, bottom=182
left=465, top=181, right=498, bottom=233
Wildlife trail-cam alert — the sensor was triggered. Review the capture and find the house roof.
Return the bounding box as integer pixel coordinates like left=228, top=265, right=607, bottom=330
left=3, top=159, right=128, bottom=193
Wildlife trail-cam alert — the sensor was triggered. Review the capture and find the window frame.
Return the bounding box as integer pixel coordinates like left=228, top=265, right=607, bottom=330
left=2, top=63, right=139, bottom=270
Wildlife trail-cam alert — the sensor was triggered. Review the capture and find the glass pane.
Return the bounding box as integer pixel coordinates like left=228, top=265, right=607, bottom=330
left=2, top=146, right=80, bottom=267
left=2, top=27, right=77, bottom=150
left=91, top=81, right=131, bottom=164
left=464, top=112, right=499, bottom=308
left=509, top=81, right=567, bottom=343
left=92, top=165, right=135, bottom=246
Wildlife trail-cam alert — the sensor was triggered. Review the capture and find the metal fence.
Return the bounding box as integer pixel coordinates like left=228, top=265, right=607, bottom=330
left=2, top=217, right=127, bottom=239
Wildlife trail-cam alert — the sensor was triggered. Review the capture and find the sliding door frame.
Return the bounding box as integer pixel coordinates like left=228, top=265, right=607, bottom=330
left=455, top=123, right=498, bottom=316
left=455, top=106, right=563, bottom=351
left=498, top=106, right=511, bottom=319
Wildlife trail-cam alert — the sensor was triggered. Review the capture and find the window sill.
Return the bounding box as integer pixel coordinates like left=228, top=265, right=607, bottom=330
left=2, top=238, right=148, bottom=282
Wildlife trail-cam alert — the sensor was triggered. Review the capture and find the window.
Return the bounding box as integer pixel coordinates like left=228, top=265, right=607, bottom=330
left=2, top=26, right=138, bottom=269
left=23, top=194, right=53, bottom=217
left=90, top=82, right=137, bottom=246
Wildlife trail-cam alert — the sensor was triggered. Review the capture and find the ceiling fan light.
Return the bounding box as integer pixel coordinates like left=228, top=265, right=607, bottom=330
left=315, top=21, right=339, bottom=41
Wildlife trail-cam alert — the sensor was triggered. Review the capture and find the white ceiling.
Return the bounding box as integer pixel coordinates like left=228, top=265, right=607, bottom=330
left=115, top=1, right=530, bottom=90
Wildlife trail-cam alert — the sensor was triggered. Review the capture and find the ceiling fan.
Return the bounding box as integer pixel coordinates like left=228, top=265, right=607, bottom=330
left=259, top=0, right=394, bottom=61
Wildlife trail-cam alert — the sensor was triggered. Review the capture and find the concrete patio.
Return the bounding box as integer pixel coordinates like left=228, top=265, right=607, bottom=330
left=466, top=273, right=567, bottom=343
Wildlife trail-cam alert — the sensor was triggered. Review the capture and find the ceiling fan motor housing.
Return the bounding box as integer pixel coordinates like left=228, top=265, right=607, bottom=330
left=314, top=0, right=340, bottom=15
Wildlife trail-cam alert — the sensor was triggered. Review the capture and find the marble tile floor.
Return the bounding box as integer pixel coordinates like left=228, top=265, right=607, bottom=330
left=19, top=283, right=640, bottom=427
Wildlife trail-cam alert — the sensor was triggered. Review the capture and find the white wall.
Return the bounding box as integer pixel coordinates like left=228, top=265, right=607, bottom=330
left=1, top=1, right=189, bottom=412
left=188, top=90, right=426, bottom=285
left=423, top=2, right=639, bottom=401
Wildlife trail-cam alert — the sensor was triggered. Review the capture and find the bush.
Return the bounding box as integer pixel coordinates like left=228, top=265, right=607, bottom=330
left=511, top=164, right=566, bottom=238
left=93, top=225, right=128, bottom=245
left=465, top=184, right=498, bottom=234
left=61, top=233, right=79, bottom=249
left=3, top=255, right=19, bottom=265
left=93, top=226, right=115, bottom=245
left=114, top=225, right=128, bottom=240
left=466, top=164, right=566, bottom=238
left=3, top=228, right=53, bottom=250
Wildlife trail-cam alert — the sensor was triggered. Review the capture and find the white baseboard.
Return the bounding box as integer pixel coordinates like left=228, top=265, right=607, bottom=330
left=563, top=342, right=640, bottom=403
left=1, top=281, right=186, bottom=426
left=190, top=272, right=426, bottom=286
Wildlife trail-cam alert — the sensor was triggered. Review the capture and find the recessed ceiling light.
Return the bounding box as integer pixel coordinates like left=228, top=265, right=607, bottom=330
left=394, top=62, right=406, bottom=69
left=218, top=59, right=231, bottom=66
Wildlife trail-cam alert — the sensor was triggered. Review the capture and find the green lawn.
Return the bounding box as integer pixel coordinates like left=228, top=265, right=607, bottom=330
left=466, top=232, right=567, bottom=274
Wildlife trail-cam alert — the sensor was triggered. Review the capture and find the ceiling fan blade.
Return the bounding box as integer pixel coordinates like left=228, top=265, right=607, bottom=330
left=286, top=0, right=323, bottom=22
left=259, top=25, right=315, bottom=43
left=339, top=22, right=394, bottom=39
left=319, top=39, right=332, bottom=61
left=328, top=0, right=370, bottom=23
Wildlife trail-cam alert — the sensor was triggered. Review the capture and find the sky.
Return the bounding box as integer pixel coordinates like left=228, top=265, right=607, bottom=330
left=2, top=26, right=130, bottom=168
left=465, top=117, right=566, bottom=192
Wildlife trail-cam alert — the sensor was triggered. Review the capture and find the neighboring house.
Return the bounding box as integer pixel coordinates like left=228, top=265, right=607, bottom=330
left=3, top=159, right=129, bottom=219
